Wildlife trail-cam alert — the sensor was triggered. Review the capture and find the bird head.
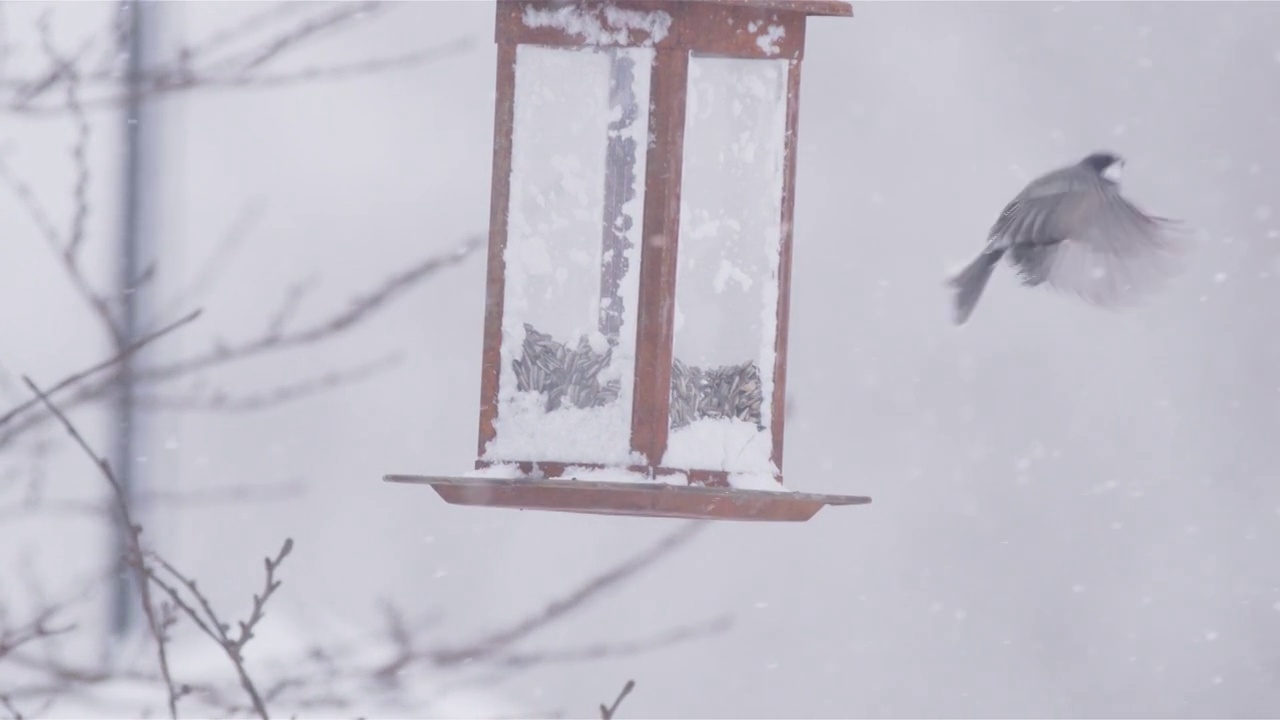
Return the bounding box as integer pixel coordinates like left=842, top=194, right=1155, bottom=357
left=1081, top=151, right=1125, bottom=183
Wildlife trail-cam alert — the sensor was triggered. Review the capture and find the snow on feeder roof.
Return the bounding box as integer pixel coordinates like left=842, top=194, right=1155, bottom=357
left=385, top=0, right=869, bottom=522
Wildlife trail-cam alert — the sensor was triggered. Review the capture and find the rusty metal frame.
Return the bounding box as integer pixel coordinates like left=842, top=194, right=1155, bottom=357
left=771, top=57, right=803, bottom=473
left=476, top=0, right=850, bottom=492
left=496, top=1, right=828, bottom=59
left=629, top=44, right=688, bottom=468
left=476, top=41, right=517, bottom=458
left=387, top=474, right=869, bottom=522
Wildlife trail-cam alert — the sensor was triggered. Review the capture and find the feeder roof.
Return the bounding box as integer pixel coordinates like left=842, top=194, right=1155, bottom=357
left=682, top=0, right=853, bottom=17
left=526, top=0, right=854, bottom=18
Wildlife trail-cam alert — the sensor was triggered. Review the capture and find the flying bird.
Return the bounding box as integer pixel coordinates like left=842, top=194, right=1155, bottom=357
left=947, top=151, right=1188, bottom=325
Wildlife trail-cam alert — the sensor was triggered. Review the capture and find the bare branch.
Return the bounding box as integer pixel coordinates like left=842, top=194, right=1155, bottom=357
left=207, top=39, right=476, bottom=90
left=265, top=276, right=319, bottom=338
left=0, top=478, right=305, bottom=523
left=1, top=233, right=469, bottom=440
left=20, top=377, right=182, bottom=719
left=90, top=0, right=132, bottom=78
left=491, top=616, right=731, bottom=671
left=147, top=538, right=294, bottom=720
left=8, top=11, right=93, bottom=110
left=0, top=438, right=51, bottom=516
left=178, top=2, right=311, bottom=62
left=0, top=693, right=25, bottom=720
left=17, top=380, right=297, bottom=720
left=0, top=4, right=9, bottom=83
left=600, top=679, right=635, bottom=720
left=35, top=12, right=93, bottom=262
left=0, top=152, right=63, bottom=254
left=1, top=651, right=164, bottom=704
left=0, top=121, right=121, bottom=345
left=167, top=198, right=267, bottom=311
left=229, top=2, right=380, bottom=73
left=65, top=81, right=90, bottom=259
left=7, top=37, right=475, bottom=116
left=0, top=309, right=202, bottom=432
left=136, top=235, right=482, bottom=384
left=139, top=479, right=307, bottom=507
left=137, top=353, right=401, bottom=414
left=1, top=0, right=474, bottom=118
left=433, top=520, right=708, bottom=666
left=0, top=496, right=101, bottom=522
left=0, top=605, right=75, bottom=661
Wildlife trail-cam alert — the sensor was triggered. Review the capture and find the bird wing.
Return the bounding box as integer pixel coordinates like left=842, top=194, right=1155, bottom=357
left=1009, top=176, right=1189, bottom=307
left=987, top=167, right=1082, bottom=242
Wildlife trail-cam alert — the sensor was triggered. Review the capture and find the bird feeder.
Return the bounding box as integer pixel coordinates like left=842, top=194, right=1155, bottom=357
left=386, top=0, right=870, bottom=521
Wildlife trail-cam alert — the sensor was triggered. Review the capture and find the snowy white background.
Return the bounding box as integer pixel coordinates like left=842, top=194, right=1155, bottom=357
left=3, top=1, right=1280, bottom=717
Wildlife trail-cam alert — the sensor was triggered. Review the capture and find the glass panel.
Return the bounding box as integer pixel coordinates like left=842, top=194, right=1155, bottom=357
left=663, top=55, right=790, bottom=476
left=485, top=44, right=653, bottom=466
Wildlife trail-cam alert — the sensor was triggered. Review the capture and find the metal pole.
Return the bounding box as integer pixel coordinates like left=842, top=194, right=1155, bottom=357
left=110, top=0, right=155, bottom=642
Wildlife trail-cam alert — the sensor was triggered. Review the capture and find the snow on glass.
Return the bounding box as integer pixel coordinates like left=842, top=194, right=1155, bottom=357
left=484, top=44, right=653, bottom=466
left=522, top=4, right=673, bottom=46
left=663, top=55, right=790, bottom=477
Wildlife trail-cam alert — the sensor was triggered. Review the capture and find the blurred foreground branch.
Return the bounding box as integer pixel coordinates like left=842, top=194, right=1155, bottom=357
left=24, top=376, right=187, bottom=718
left=24, top=374, right=294, bottom=720
left=0, top=309, right=201, bottom=432
left=600, top=679, right=635, bottom=720
left=0, top=0, right=485, bottom=469
left=2, top=3, right=475, bottom=116
left=0, top=233, right=481, bottom=455
left=9, top=355, right=723, bottom=717
left=0, top=5, right=717, bottom=718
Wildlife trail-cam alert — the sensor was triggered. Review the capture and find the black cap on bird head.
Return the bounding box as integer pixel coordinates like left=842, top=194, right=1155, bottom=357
left=1081, top=151, right=1124, bottom=174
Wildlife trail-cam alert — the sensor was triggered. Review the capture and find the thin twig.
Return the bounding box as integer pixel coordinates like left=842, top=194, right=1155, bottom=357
left=0, top=605, right=75, bottom=660
left=8, top=12, right=93, bottom=110
left=0, top=4, right=9, bottom=83
left=0, top=309, right=202, bottom=431
left=146, top=538, right=293, bottom=720
left=0, top=478, right=305, bottom=522
left=599, top=680, right=635, bottom=720
left=21, top=377, right=182, bottom=719
left=359, top=522, right=716, bottom=694
left=230, top=2, right=380, bottom=73
left=0, top=236, right=471, bottom=432
left=51, top=29, right=91, bottom=262
left=431, top=521, right=708, bottom=666
left=139, top=479, right=307, bottom=506
left=135, top=236, right=482, bottom=385
left=0, top=693, right=25, bottom=720
left=5, top=37, right=475, bottom=116
left=167, top=198, right=267, bottom=311
left=0, top=152, right=62, bottom=254
left=0, top=496, right=102, bottom=521
left=137, top=353, right=401, bottom=414
left=0, top=95, right=122, bottom=344
left=265, top=276, right=319, bottom=338
left=90, top=0, right=133, bottom=78
left=491, top=616, right=731, bottom=671
left=179, top=2, right=311, bottom=61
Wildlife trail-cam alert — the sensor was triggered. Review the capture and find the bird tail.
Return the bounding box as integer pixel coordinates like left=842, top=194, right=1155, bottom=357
left=947, top=247, right=1004, bottom=325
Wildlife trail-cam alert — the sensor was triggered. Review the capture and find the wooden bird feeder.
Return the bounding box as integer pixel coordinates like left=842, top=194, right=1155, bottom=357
left=386, top=0, right=871, bottom=522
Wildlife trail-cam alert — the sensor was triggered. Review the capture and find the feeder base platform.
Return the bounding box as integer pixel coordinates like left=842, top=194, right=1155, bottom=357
left=383, top=474, right=871, bottom=522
